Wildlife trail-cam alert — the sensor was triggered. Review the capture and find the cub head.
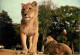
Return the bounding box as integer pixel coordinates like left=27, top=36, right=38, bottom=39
left=43, top=36, right=57, bottom=45
left=21, top=1, right=38, bottom=21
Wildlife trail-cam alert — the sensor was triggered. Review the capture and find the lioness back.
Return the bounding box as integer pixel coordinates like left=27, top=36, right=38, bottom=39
left=60, top=43, right=72, bottom=54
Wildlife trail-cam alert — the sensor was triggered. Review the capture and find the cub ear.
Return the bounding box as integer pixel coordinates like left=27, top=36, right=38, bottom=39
left=32, top=1, right=37, bottom=6
left=21, top=3, right=25, bottom=6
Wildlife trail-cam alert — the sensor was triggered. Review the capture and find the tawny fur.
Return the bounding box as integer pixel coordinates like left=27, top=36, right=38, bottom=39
left=20, top=1, right=38, bottom=55
left=43, top=36, right=72, bottom=55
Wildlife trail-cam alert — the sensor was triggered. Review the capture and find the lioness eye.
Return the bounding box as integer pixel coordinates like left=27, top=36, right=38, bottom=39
left=22, top=8, right=25, bottom=10
left=29, top=8, right=32, bottom=9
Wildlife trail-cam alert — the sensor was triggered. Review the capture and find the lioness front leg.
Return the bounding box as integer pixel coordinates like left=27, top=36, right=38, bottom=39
left=20, top=32, right=28, bottom=52
left=28, top=36, right=32, bottom=53
left=31, top=33, right=38, bottom=54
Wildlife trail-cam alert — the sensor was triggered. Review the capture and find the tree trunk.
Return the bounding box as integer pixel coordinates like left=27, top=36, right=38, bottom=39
left=41, top=45, right=45, bottom=52
left=72, top=41, right=74, bottom=54
left=41, top=31, right=46, bottom=52
left=41, top=35, right=45, bottom=52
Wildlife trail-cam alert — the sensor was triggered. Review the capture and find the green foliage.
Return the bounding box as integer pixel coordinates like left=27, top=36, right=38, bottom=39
left=39, top=3, right=80, bottom=52
left=0, top=10, right=16, bottom=48
left=0, top=10, right=12, bottom=23
left=50, top=5, right=80, bottom=52
left=57, top=36, right=70, bottom=45
left=12, top=24, right=21, bottom=45
left=13, top=24, right=20, bottom=36
left=39, top=4, right=52, bottom=35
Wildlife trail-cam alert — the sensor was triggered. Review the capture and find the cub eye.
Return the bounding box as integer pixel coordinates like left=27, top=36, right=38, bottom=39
left=29, top=8, right=32, bottom=9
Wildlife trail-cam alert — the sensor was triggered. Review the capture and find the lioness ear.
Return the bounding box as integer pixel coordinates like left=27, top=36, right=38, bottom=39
left=32, top=1, right=37, bottom=6
left=21, top=3, right=25, bottom=6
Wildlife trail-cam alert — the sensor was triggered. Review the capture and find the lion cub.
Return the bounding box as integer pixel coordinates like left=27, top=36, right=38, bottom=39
left=20, top=1, right=38, bottom=55
left=43, top=36, right=72, bottom=55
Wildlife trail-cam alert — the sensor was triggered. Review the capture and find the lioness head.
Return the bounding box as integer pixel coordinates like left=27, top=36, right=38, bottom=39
left=21, top=1, right=38, bottom=21
left=43, top=36, right=57, bottom=45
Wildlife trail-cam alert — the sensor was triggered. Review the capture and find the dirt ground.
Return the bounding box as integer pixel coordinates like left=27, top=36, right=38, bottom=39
left=0, top=49, right=47, bottom=55
left=0, top=49, right=79, bottom=55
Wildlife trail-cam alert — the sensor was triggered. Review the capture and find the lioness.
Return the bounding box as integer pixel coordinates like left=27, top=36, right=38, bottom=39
left=20, top=1, right=38, bottom=55
left=43, top=36, right=72, bottom=55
